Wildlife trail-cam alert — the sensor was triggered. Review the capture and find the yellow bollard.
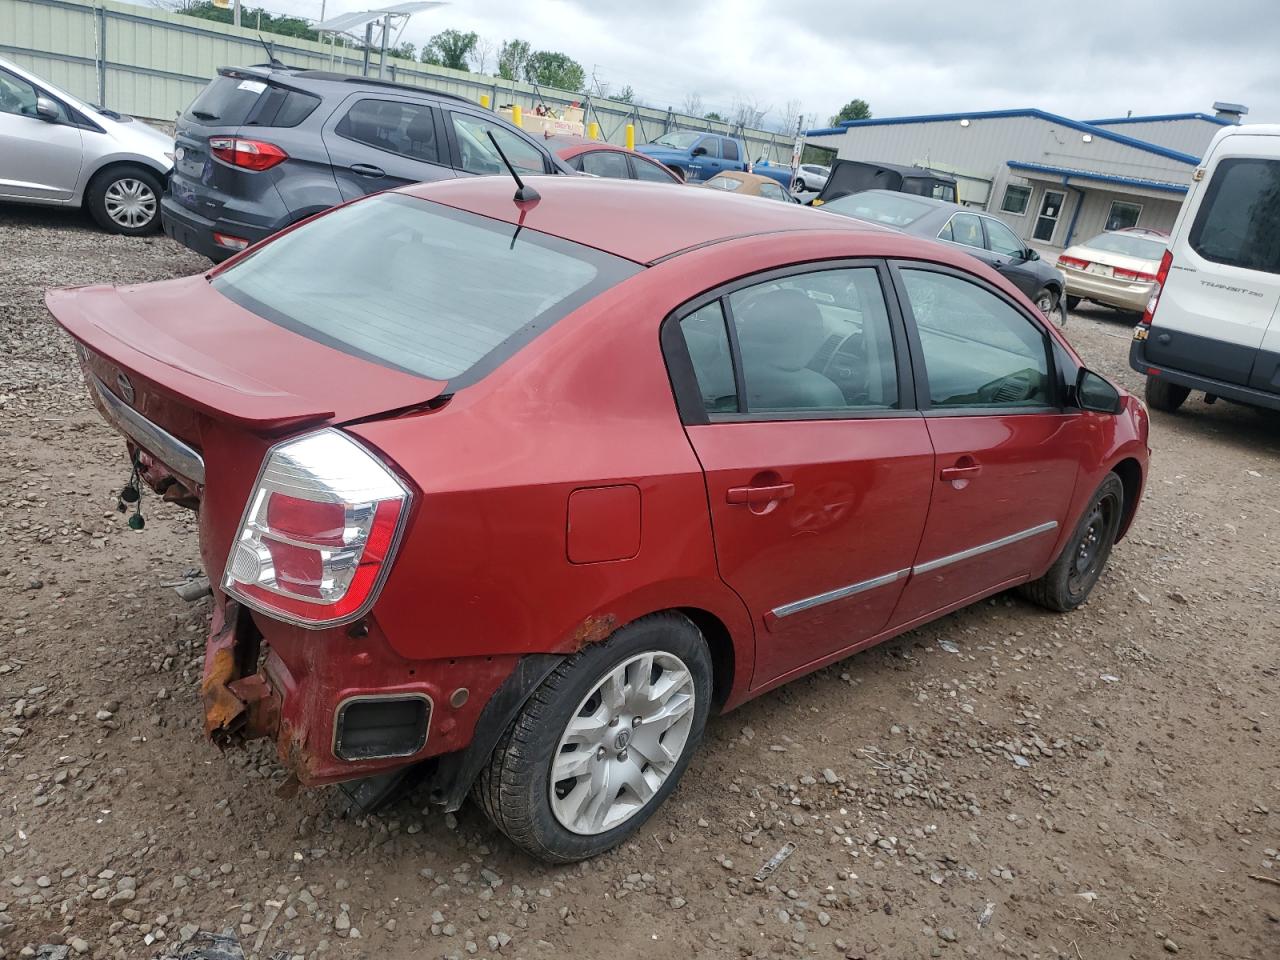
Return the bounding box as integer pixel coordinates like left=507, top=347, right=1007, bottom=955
left=479, top=94, right=490, bottom=110
left=625, top=123, right=634, bottom=150
left=587, top=121, right=599, bottom=141
left=512, top=105, right=523, bottom=128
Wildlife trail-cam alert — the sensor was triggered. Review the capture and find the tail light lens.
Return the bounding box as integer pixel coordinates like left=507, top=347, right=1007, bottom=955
left=209, top=137, right=289, bottom=171
left=1057, top=255, right=1090, bottom=270
left=224, top=430, right=411, bottom=627
left=1141, top=249, right=1174, bottom=326
left=1114, top=267, right=1159, bottom=282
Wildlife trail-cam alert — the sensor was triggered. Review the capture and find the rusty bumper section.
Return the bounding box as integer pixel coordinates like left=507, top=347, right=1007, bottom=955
left=200, top=598, right=279, bottom=748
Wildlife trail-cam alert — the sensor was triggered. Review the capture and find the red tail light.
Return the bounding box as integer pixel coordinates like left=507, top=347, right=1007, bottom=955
left=1057, top=255, right=1090, bottom=270
left=1141, top=249, right=1174, bottom=326
left=224, top=430, right=411, bottom=627
left=208, top=136, right=289, bottom=171
left=1114, top=267, right=1159, bottom=282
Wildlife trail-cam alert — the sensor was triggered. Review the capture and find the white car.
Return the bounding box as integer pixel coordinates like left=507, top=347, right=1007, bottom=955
left=1130, top=122, right=1280, bottom=413
left=792, top=163, right=830, bottom=193
left=0, top=56, right=173, bottom=234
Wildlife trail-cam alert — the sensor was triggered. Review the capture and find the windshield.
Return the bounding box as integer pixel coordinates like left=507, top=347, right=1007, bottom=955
left=1082, top=232, right=1167, bottom=260
left=821, top=191, right=933, bottom=227
left=212, top=194, right=640, bottom=383
left=653, top=131, right=702, bottom=150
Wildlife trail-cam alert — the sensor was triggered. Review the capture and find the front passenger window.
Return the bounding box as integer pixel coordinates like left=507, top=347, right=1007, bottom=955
left=901, top=270, right=1051, bottom=409
left=0, top=70, right=39, bottom=118
left=450, top=113, right=546, bottom=175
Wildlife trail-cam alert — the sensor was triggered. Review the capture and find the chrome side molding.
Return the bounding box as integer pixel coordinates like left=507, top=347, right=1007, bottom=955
left=912, top=521, right=1059, bottom=575
left=89, top=373, right=206, bottom=485
left=771, top=568, right=910, bottom=620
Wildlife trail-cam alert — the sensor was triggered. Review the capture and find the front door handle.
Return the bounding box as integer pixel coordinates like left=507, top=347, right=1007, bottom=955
left=350, top=163, right=386, bottom=178
left=726, top=482, right=795, bottom=506
left=939, top=456, right=982, bottom=482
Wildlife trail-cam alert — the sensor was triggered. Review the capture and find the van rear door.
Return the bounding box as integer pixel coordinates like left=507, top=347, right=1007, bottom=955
left=1146, top=132, right=1280, bottom=387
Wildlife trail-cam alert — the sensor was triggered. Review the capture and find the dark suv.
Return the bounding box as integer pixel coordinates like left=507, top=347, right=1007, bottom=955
left=162, top=66, right=573, bottom=261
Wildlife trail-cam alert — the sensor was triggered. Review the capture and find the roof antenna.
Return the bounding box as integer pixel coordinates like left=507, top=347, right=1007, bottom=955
left=486, top=130, right=540, bottom=203
left=257, top=34, right=285, bottom=68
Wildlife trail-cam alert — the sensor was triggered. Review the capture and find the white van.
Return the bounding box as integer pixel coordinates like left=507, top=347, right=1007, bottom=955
left=1130, top=123, right=1280, bottom=412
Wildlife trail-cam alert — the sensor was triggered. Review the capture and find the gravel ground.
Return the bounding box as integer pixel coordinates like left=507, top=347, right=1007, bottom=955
left=1, top=206, right=1278, bottom=960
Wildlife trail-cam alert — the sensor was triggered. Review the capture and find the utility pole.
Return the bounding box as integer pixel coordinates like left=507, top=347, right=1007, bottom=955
left=232, top=0, right=240, bottom=28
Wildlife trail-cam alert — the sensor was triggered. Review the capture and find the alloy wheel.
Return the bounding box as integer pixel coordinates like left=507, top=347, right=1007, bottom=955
left=103, top=178, right=158, bottom=230
left=549, top=651, right=696, bottom=836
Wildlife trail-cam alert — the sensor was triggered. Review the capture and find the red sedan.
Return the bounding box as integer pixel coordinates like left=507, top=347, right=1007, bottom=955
left=545, top=134, right=684, bottom=182
left=48, top=176, right=1148, bottom=862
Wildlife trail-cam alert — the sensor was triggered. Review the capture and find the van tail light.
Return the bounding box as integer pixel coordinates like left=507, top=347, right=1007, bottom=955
left=1057, top=255, right=1090, bottom=270
left=224, top=430, right=411, bottom=627
left=1141, top=249, right=1174, bottom=326
left=209, top=136, right=289, bottom=171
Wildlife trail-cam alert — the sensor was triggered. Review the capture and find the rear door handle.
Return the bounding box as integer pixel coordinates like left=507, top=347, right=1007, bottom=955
left=350, top=163, right=386, bottom=178
left=727, top=482, right=795, bottom=505
left=939, top=456, right=982, bottom=482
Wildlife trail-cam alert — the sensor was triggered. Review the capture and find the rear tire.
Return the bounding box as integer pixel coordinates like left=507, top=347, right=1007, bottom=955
left=794, top=178, right=806, bottom=192
left=474, top=613, right=712, bottom=863
left=1065, top=295, right=1082, bottom=311
left=86, top=164, right=163, bottom=235
left=1020, top=473, right=1124, bottom=613
left=1145, top=376, right=1190, bottom=413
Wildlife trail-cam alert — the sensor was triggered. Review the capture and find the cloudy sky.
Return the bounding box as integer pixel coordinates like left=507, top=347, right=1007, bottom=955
left=267, top=0, right=1279, bottom=129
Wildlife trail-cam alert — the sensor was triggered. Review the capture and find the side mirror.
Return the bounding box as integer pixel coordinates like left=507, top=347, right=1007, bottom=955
left=1023, top=248, right=1040, bottom=262
left=35, top=95, right=60, bottom=122
left=691, top=146, right=707, bottom=157
left=1075, top=368, right=1122, bottom=414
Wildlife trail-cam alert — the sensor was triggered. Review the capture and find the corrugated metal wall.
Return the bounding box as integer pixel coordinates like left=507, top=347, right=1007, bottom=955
left=1087, top=118, right=1221, bottom=157
left=0, top=0, right=794, bottom=161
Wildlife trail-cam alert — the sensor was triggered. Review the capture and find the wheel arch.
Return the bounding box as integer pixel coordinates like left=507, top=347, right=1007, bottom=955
left=1109, top=455, right=1145, bottom=542
left=81, top=155, right=169, bottom=203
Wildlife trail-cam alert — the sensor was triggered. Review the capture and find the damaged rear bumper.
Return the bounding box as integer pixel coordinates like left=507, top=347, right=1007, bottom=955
left=199, top=590, right=520, bottom=791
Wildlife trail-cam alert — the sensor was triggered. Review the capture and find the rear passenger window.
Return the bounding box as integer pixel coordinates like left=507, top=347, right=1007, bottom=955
left=901, top=270, right=1051, bottom=409
left=1189, top=158, right=1280, bottom=275
left=679, top=303, right=737, bottom=414
left=727, top=269, right=899, bottom=414
left=336, top=99, right=440, bottom=164
left=580, top=150, right=630, bottom=179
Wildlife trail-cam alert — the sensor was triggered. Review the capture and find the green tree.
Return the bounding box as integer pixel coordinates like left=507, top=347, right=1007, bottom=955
left=704, top=110, right=725, bottom=123
left=614, top=84, right=635, bottom=104
left=420, top=29, right=477, bottom=70
left=830, top=98, right=872, bottom=125
left=179, top=2, right=318, bottom=40
left=524, top=50, right=585, bottom=92
left=391, top=41, right=416, bottom=60
left=497, top=39, right=531, bottom=81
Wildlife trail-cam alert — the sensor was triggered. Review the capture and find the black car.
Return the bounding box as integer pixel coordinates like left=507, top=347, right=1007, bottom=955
left=814, top=159, right=958, bottom=204
left=818, top=189, right=1067, bottom=322
left=162, top=66, right=575, bottom=262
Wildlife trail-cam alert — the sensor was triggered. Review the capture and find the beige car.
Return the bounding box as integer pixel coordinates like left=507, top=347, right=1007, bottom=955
left=1056, top=228, right=1169, bottom=313
left=701, top=171, right=798, bottom=203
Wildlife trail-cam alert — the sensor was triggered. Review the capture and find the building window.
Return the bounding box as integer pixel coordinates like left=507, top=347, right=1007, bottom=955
left=1001, top=184, right=1031, bottom=216
left=1106, top=200, right=1143, bottom=231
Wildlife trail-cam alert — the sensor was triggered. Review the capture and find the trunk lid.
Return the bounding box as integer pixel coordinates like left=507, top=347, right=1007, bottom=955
left=47, top=276, right=446, bottom=478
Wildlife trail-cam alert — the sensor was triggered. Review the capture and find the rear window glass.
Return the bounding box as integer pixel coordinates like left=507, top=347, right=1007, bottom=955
left=211, top=194, right=640, bottom=383
left=1189, top=158, right=1280, bottom=275
left=821, top=191, right=932, bottom=226
left=1083, top=232, right=1167, bottom=260
left=184, top=74, right=266, bottom=125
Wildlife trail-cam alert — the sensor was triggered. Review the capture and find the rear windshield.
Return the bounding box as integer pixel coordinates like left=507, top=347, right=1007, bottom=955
left=1083, top=232, right=1167, bottom=260
left=821, top=191, right=932, bottom=226
left=211, top=193, right=640, bottom=383
left=1189, top=157, right=1280, bottom=275
left=184, top=75, right=266, bottom=125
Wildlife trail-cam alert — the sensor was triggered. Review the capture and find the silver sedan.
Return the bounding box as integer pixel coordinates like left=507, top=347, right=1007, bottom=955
left=0, top=55, right=173, bottom=234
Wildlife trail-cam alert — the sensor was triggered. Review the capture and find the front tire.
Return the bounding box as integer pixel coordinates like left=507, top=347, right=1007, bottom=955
left=86, top=164, right=163, bottom=235
left=794, top=178, right=806, bottom=192
left=1020, top=474, right=1124, bottom=613
left=474, top=613, right=712, bottom=863
left=1145, top=376, right=1190, bottom=413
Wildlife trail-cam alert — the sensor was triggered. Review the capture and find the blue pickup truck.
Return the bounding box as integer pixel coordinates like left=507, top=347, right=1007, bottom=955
left=634, top=131, right=749, bottom=182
